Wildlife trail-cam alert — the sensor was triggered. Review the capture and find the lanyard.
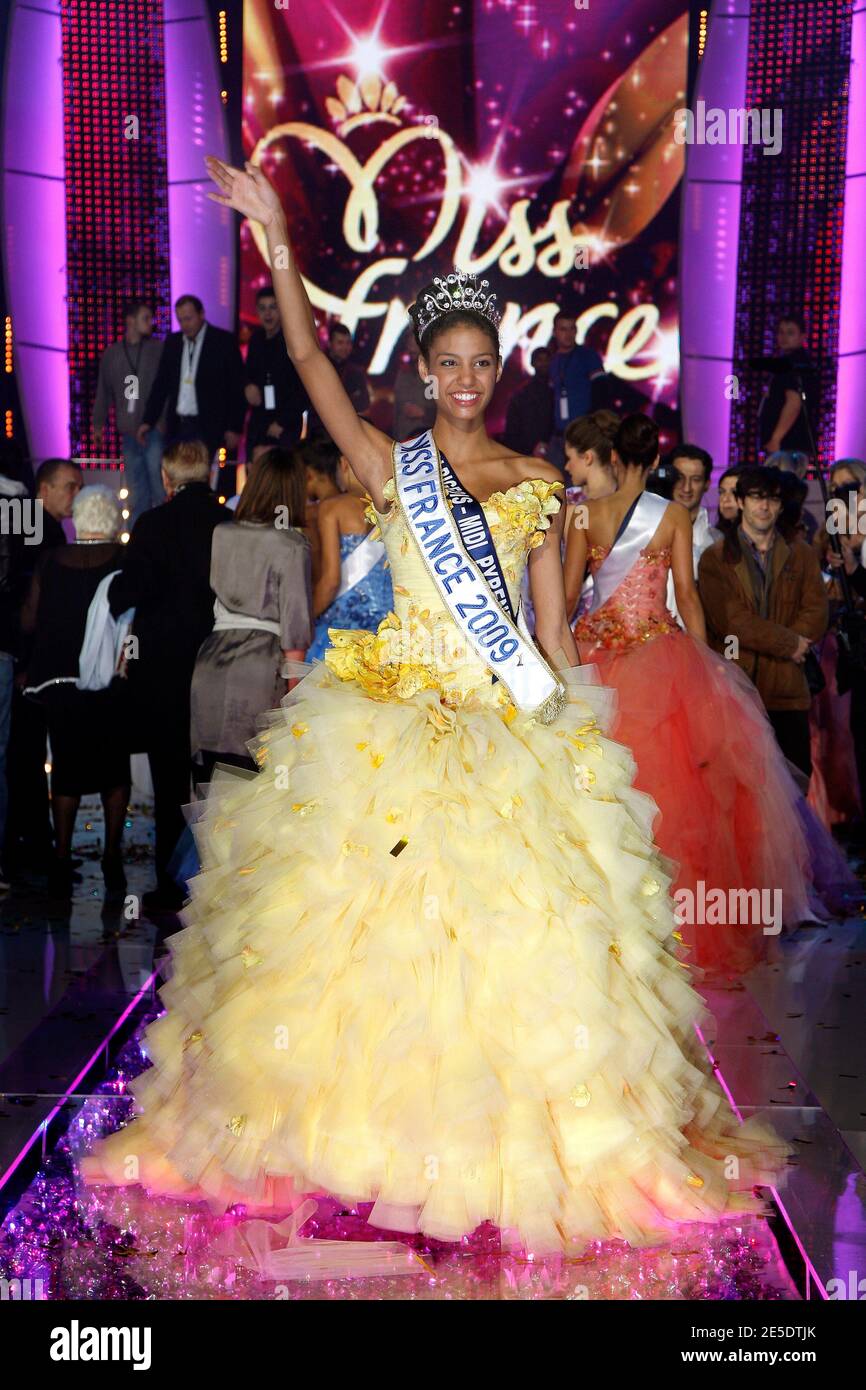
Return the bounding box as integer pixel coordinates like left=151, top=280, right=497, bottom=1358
left=122, top=339, right=143, bottom=376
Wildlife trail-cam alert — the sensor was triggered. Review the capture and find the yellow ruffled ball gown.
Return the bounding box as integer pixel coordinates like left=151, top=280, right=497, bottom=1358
left=82, top=471, right=784, bottom=1255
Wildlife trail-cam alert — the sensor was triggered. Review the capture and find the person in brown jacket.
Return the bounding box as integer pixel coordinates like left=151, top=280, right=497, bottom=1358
left=698, top=465, right=828, bottom=778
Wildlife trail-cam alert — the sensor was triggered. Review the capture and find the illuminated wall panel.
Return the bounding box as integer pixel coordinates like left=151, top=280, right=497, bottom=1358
left=731, top=0, right=852, bottom=466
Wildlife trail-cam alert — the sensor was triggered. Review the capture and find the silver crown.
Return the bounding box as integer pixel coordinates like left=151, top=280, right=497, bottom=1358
left=410, top=270, right=502, bottom=338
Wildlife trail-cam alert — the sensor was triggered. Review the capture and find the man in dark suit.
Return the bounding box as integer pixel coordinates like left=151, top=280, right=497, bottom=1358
left=244, top=285, right=309, bottom=452
left=110, top=439, right=231, bottom=912
left=137, top=294, right=246, bottom=460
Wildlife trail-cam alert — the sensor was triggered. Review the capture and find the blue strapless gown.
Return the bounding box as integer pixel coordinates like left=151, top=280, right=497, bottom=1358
left=306, top=531, right=393, bottom=661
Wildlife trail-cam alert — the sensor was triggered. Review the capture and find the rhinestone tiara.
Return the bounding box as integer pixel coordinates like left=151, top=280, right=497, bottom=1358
left=409, top=270, right=502, bottom=339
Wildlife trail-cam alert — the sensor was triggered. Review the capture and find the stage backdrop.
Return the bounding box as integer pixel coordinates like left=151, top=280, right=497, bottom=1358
left=241, top=0, right=689, bottom=432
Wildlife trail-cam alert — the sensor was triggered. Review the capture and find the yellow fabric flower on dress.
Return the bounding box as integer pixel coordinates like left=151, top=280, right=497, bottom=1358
left=484, top=479, right=562, bottom=551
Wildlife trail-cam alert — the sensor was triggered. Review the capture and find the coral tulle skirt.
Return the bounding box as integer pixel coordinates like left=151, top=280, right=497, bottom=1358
left=576, top=630, right=826, bottom=975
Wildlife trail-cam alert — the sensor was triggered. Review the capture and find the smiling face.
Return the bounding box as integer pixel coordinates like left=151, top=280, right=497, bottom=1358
left=672, top=455, right=710, bottom=518
left=419, top=323, right=500, bottom=424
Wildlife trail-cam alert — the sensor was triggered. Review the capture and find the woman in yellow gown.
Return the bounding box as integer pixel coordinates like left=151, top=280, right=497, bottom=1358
left=82, top=158, right=783, bottom=1256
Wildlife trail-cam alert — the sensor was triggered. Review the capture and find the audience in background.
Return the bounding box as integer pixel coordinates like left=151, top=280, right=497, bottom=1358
left=325, top=322, right=370, bottom=418
left=108, top=440, right=230, bottom=912
left=667, top=444, right=721, bottom=623
left=191, top=448, right=312, bottom=785
left=546, top=311, right=605, bottom=471
left=716, top=465, right=744, bottom=531
left=21, top=486, right=129, bottom=897
left=765, top=449, right=810, bottom=479
left=392, top=334, right=437, bottom=442
left=670, top=445, right=720, bottom=567
left=829, top=467, right=866, bottom=836
left=813, top=459, right=866, bottom=833
left=243, top=285, right=310, bottom=453
left=5, top=459, right=83, bottom=878
left=758, top=313, right=818, bottom=456
left=699, top=465, right=828, bottom=778
left=93, top=299, right=165, bottom=525
left=7, top=296, right=866, bottom=911
left=503, top=347, right=554, bottom=459
left=138, top=294, right=246, bottom=462
left=0, top=454, right=30, bottom=890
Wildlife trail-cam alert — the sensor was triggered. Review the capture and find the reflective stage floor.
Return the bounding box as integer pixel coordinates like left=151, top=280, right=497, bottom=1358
left=1, top=797, right=864, bottom=1300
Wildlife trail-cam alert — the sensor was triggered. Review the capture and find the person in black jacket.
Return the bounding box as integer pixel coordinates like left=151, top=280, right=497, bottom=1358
left=244, top=286, right=309, bottom=452
left=137, top=295, right=246, bottom=460
left=503, top=347, right=554, bottom=457
left=109, top=439, right=231, bottom=911
left=0, top=463, right=33, bottom=889
left=827, top=481, right=866, bottom=842
left=5, top=458, right=82, bottom=879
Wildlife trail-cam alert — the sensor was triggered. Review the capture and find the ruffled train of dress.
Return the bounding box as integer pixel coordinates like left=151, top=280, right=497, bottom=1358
left=82, top=661, right=786, bottom=1257
left=575, top=629, right=833, bottom=974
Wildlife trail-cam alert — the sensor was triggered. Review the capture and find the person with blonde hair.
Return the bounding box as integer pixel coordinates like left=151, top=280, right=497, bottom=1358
left=21, top=485, right=129, bottom=896
left=108, top=438, right=230, bottom=912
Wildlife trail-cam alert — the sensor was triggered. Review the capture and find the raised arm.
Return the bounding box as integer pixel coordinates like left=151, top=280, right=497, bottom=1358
left=206, top=157, right=392, bottom=508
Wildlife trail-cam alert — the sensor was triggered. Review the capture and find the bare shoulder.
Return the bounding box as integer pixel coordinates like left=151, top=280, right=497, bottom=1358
left=498, top=450, right=564, bottom=488
left=666, top=498, right=693, bottom=532
left=584, top=492, right=615, bottom=516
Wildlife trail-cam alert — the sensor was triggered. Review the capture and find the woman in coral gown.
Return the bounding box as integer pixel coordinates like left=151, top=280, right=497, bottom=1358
left=82, top=159, right=783, bottom=1259
left=565, top=414, right=823, bottom=974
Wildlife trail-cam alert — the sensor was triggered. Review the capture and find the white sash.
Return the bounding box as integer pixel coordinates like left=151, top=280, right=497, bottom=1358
left=336, top=529, right=386, bottom=599
left=590, top=491, right=670, bottom=612
left=212, top=597, right=280, bottom=637
left=393, top=431, right=565, bottom=724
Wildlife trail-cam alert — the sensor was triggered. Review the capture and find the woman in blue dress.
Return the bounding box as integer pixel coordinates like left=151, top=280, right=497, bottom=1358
left=306, top=452, right=393, bottom=660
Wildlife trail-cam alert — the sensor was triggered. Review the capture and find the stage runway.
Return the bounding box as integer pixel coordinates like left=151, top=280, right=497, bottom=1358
left=1, top=797, right=863, bottom=1301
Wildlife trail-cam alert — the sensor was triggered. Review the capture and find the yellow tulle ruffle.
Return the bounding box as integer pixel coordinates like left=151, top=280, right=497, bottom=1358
left=82, top=662, right=786, bottom=1253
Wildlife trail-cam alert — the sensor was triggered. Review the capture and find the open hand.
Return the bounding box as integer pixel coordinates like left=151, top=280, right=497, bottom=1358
left=205, top=156, right=283, bottom=228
